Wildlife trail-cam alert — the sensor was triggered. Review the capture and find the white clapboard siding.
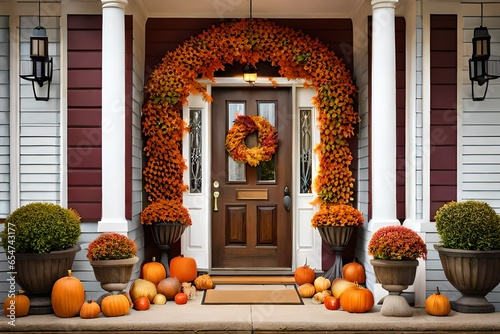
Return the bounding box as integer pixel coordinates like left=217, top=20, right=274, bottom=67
left=19, top=16, right=61, bottom=205
left=0, top=16, right=9, bottom=218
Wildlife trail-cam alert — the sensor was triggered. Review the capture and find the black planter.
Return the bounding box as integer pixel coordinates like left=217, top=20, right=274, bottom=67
left=434, top=245, right=500, bottom=313
left=317, top=226, right=355, bottom=282
left=151, top=222, right=187, bottom=275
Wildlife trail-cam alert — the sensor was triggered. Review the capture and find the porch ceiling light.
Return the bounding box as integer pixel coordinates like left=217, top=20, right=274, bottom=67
left=468, top=2, right=500, bottom=101
left=19, top=0, right=53, bottom=101
left=243, top=64, right=258, bottom=83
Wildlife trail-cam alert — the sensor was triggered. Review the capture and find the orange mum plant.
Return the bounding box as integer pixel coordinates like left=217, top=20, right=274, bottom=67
left=368, top=226, right=427, bottom=260
left=140, top=199, right=192, bottom=226
left=141, top=19, right=359, bottom=221
left=311, top=203, right=364, bottom=228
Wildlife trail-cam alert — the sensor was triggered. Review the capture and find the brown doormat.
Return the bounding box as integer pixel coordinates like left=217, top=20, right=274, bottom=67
left=210, top=275, right=295, bottom=285
left=202, top=286, right=303, bottom=305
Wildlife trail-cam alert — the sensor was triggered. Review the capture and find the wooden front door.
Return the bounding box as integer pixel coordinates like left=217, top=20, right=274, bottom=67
left=211, top=87, right=292, bottom=270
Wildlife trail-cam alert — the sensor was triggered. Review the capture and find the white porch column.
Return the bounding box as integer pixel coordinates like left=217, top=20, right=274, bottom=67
left=369, top=0, right=400, bottom=305
left=99, top=0, right=128, bottom=232
left=370, top=0, right=399, bottom=227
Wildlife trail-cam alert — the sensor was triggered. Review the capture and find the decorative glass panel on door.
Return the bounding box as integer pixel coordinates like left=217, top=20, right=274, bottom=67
left=257, top=101, right=276, bottom=182
left=189, top=109, right=202, bottom=193
left=300, top=108, right=312, bottom=193
left=227, top=102, right=246, bottom=182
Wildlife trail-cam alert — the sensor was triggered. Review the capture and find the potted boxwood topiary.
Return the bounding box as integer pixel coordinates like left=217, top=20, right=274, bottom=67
left=87, top=232, right=139, bottom=293
left=0, top=202, right=81, bottom=314
left=434, top=200, right=500, bottom=313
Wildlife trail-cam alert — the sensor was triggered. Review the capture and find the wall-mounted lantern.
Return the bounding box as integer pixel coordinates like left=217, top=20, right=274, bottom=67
left=19, top=0, right=53, bottom=101
left=468, top=3, right=500, bottom=101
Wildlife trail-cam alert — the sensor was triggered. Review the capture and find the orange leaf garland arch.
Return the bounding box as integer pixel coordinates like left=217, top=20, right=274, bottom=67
left=142, top=18, right=359, bottom=205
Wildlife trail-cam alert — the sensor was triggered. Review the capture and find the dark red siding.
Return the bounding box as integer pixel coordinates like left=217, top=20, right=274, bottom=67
left=430, top=15, right=457, bottom=219
left=67, top=15, right=133, bottom=221
left=368, top=17, right=407, bottom=222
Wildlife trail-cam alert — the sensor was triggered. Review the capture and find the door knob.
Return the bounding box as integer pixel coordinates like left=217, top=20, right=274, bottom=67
left=283, top=186, right=291, bottom=211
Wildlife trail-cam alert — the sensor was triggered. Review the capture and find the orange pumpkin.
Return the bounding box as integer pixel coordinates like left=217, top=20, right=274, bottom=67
left=3, top=292, right=30, bottom=317
left=51, top=270, right=85, bottom=318
left=342, top=261, right=366, bottom=284
left=79, top=300, right=101, bottom=319
left=425, top=287, right=451, bottom=316
left=101, top=294, right=131, bottom=317
left=339, top=283, right=374, bottom=313
left=142, top=257, right=167, bottom=285
left=294, top=259, right=316, bottom=285
left=169, top=254, right=197, bottom=283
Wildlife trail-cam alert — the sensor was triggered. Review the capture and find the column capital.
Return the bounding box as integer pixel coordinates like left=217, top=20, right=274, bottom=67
left=102, top=0, right=128, bottom=9
left=371, top=0, right=398, bottom=10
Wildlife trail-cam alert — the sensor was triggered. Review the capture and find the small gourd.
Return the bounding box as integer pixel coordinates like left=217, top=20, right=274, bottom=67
left=194, top=274, right=215, bottom=290
left=100, top=293, right=131, bottom=317
left=79, top=300, right=101, bottom=319
left=51, top=270, right=85, bottom=318
left=425, top=287, right=451, bottom=316
left=313, top=276, right=331, bottom=293
left=141, top=257, right=167, bottom=285
left=297, top=283, right=315, bottom=298
left=3, top=291, right=30, bottom=317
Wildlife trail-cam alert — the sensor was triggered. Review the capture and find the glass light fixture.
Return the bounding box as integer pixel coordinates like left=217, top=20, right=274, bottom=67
left=243, top=64, right=258, bottom=83
left=468, top=3, right=499, bottom=101
left=19, top=0, right=53, bottom=101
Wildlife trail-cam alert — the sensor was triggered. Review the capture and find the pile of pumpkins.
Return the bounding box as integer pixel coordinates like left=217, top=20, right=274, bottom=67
left=4, top=254, right=215, bottom=319
left=293, top=259, right=451, bottom=316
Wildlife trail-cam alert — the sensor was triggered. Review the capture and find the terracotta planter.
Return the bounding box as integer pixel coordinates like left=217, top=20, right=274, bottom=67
left=370, top=259, right=419, bottom=317
left=434, top=245, right=500, bottom=313
left=90, top=256, right=139, bottom=293
left=14, top=244, right=81, bottom=314
left=317, top=226, right=356, bottom=282
left=151, top=222, right=187, bottom=275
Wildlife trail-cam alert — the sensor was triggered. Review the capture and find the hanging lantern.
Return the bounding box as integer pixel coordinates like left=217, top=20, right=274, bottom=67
left=468, top=3, right=500, bottom=101
left=19, top=0, right=53, bottom=101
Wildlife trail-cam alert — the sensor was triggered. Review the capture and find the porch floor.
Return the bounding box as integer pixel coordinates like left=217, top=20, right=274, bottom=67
left=2, top=284, right=500, bottom=334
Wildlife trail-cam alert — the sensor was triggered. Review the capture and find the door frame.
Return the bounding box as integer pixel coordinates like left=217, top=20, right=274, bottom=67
left=181, top=77, right=323, bottom=274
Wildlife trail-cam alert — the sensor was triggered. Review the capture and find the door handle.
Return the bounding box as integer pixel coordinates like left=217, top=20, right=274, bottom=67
left=213, top=191, right=219, bottom=212
left=283, top=186, right=291, bottom=211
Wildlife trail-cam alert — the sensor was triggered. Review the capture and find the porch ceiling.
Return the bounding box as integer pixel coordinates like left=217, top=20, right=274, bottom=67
left=136, top=0, right=367, bottom=18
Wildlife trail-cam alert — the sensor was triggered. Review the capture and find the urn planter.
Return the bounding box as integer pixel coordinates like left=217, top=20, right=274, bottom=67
left=14, top=244, right=81, bottom=314
left=370, top=259, right=419, bottom=317
left=434, top=245, right=500, bottom=313
left=317, top=226, right=355, bottom=282
left=151, top=222, right=187, bottom=275
left=90, top=256, right=139, bottom=293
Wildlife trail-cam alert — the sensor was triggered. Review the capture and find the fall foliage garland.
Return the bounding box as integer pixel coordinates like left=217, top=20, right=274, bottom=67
left=225, top=114, right=278, bottom=167
left=141, top=18, right=359, bottom=213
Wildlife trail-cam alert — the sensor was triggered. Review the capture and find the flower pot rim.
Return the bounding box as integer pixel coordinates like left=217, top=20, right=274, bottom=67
left=370, top=258, right=419, bottom=268
left=89, top=256, right=139, bottom=267
left=434, top=244, right=500, bottom=255
left=14, top=244, right=81, bottom=258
